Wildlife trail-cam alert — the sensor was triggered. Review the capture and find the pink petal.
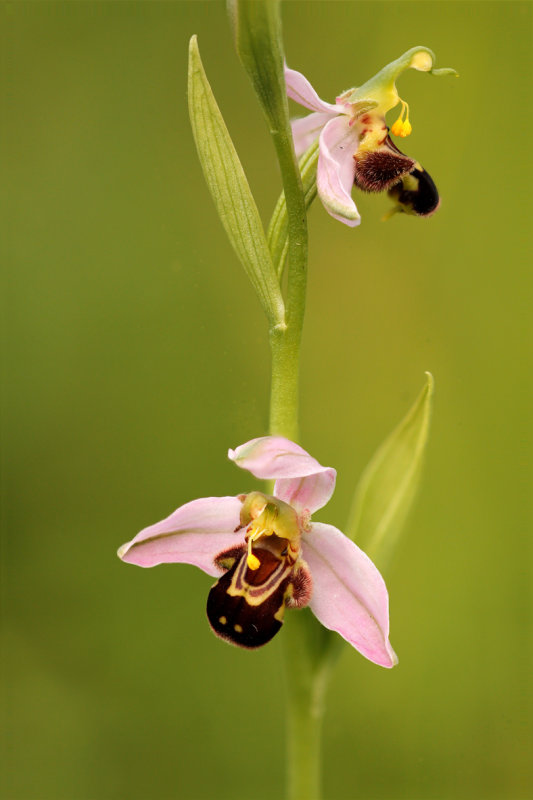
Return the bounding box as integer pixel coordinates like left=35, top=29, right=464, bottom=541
left=274, top=472, right=336, bottom=516
left=317, top=115, right=361, bottom=227
left=117, top=496, right=243, bottom=577
left=291, top=111, right=335, bottom=158
left=302, top=523, right=398, bottom=668
left=228, top=436, right=336, bottom=514
left=284, top=65, right=338, bottom=114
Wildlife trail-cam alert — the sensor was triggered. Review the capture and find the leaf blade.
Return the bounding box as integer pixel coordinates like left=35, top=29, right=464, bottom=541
left=346, top=372, right=435, bottom=570
left=267, top=139, right=318, bottom=280
left=229, top=1, right=308, bottom=326
left=187, top=35, right=284, bottom=327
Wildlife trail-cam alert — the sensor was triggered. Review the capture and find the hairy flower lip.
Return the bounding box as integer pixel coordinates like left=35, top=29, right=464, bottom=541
left=118, top=436, right=397, bottom=668
left=354, top=139, right=416, bottom=193
left=387, top=166, right=440, bottom=216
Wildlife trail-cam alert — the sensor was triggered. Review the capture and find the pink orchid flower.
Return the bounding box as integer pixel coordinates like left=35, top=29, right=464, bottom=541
left=286, top=46, right=455, bottom=225
left=118, top=436, right=397, bottom=668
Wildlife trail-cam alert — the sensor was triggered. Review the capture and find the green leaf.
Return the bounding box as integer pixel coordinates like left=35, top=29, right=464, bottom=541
left=267, top=139, right=318, bottom=280
left=346, top=372, right=435, bottom=570
left=229, top=0, right=308, bottom=321
left=187, top=35, right=285, bottom=328
left=228, top=0, right=287, bottom=136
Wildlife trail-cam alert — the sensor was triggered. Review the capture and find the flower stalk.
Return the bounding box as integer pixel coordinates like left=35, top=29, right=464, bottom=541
left=283, top=610, right=338, bottom=800
left=230, top=4, right=335, bottom=796
left=269, top=323, right=300, bottom=444
left=236, top=9, right=333, bottom=800
left=229, top=0, right=309, bottom=442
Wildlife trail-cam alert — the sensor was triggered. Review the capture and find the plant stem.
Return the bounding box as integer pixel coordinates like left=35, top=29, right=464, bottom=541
left=231, top=4, right=332, bottom=797
left=265, top=57, right=329, bottom=800
left=269, top=324, right=300, bottom=442
left=286, top=696, right=322, bottom=800
left=268, top=195, right=330, bottom=798
left=283, top=609, right=340, bottom=800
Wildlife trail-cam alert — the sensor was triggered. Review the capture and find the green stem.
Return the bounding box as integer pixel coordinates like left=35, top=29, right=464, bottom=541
left=228, top=4, right=332, bottom=798
left=286, top=696, right=322, bottom=800
left=268, top=169, right=328, bottom=798
left=281, top=611, right=338, bottom=800
left=261, top=19, right=326, bottom=800
left=268, top=140, right=319, bottom=281
left=269, top=324, right=300, bottom=442
left=267, top=80, right=308, bottom=442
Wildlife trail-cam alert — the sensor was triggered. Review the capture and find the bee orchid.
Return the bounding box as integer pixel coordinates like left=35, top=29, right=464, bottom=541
left=285, top=47, right=456, bottom=224
left=118, top=436, right=397, bottom=668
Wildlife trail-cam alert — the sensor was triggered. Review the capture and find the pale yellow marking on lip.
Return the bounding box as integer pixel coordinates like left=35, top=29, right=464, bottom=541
left=234, top=624, right=243, bottom=633
left=218, top=616, right=227, bottom=625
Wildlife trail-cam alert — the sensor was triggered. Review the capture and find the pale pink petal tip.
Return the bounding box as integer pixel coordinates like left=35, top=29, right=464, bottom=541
left=117, top=496, right=243, bottom=577
left=284, top=65, right=338, bottom=115
left=229, top=436, right=336, bottom=514
left=302, top=523, right=397, bottom=668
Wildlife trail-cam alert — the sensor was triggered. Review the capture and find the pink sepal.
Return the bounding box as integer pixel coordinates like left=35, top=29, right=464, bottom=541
left=284, top=65, right=338, bottom=114
left=302, top=523, right=398, bottom=668
left=228, top=436, right=336, bottom=514
left=291, top=111, right=335, bottom=158
left=317, top=115, right=361, bottom=227
left=117, top=496, right=242, bottom=577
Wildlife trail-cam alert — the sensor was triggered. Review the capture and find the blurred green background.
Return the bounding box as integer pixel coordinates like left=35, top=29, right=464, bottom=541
left=2, top=2, right=531, bottom=799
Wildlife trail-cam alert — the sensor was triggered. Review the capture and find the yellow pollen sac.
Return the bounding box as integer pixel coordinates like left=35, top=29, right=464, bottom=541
left=391, top=100, right=412, bottom=137
left=240, top=492, right=302, bottom=569
left=246, top=537, right=261, bottom=570
left=393, top=118, right=412, bottom=137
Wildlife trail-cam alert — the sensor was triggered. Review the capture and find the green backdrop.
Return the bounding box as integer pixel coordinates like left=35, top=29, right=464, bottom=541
left=2, top=2, right=531, bottom=799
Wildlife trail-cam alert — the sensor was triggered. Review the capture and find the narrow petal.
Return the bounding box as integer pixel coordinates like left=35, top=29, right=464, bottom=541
left=317, top=115, right=361, bottom=227
left=302, top=523, right=398, bottom=668
left=284, top=65, right=338, bottom=114
left=291, top=111, right=335, bottom=158
left=117, top=496, right=243, bottom=577
left=228, top=436, right=336, bottom=514
left=275, top=472, right=336, bottom=516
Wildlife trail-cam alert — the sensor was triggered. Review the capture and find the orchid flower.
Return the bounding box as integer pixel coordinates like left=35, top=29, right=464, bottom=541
left=118, top=436, right=397, bottom=668
left=285, top=46, right=456, bottom=226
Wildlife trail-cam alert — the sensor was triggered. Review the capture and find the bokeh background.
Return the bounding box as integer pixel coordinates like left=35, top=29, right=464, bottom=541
left=2, top=2, right=531, bottom=799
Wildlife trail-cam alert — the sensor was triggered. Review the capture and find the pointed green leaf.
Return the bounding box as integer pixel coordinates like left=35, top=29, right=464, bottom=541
left=187, top=35, right=285, bottom=328
left=267, top=139, right=318, bottom=280
left=228, top=0, right=308, bottom=313
left=228, top=0, right=287, bottom=137
left=346, top=372, right=435, bottom=570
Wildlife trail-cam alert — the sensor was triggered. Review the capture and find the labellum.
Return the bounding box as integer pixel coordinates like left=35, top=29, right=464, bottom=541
left=354, top=135, right=415, bottom=192
left=207, top=532, right=312, bottom=649
left=387, top=166, right=440, bottom=216
left=353, top=132, right=440, bottom=217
